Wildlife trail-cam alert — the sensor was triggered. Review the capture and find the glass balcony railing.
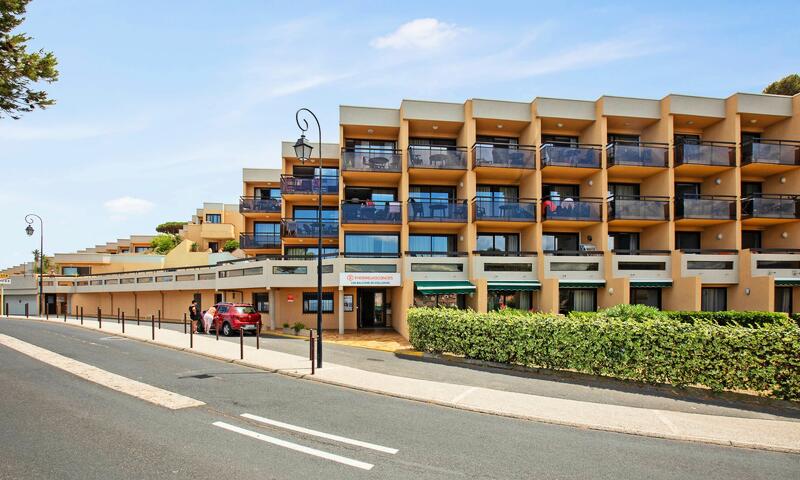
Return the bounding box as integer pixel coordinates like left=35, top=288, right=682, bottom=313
left=742, top=194, right=800, bottom=219
left=406, top=199, right=468, bottom=222
left=674, top=141, right=735, bottom=167
left=239, top=233, right=281, bottom=249
left=742, top=140, right=800, bottom=166
left=280, top=175, right=338, bottom=195
left=472, top=197, right=537, bottom=222
left=281, top=219, right=339, bottom=238
left=472, top=144, right=535, bottom=169
left=540, top=197, right=602, bottom=221
left=239, top=196, right=281, bottom=214
left=341, top=201, right=403, bottom=224
left=606, top=142, right=668, bottom=168
left=539, top=142, right=602, bottom=169
left=341, top=147, right=402, bottom=172
left=675, top=195, right=736, bottom=220
left=608, top=196, right=670, bottom=221
left=408, top=145, right=467, bottom=169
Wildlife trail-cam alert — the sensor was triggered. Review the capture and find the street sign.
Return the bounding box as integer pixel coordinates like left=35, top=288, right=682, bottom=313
left=340, top=272, right=401, bottom=287
left=0, top=277, right=10, bottom=285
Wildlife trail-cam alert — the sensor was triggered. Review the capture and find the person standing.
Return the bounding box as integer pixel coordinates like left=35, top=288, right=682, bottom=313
left=189, top=300, right=202, bottom=333
left=203, top=306, right=217, bottom=335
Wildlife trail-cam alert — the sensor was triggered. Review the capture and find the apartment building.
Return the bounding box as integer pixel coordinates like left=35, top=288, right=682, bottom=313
left=180, top=202, right=245, bottom=252
left=4, top=91, right=799, bottom=338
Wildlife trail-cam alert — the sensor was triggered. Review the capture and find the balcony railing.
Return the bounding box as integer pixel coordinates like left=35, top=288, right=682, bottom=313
left=608, top=195, right=670, bottom=221
left=239, top=196, right=281, bottom=214
left=408, top=145, right=467, bottom=170
left=472, top=250, right=537, bottom=257
left=341, top=147, right=402, bottom=172
left=541, top=197, right=603, bottom=222
left=741, top=139, right=800, bottom=166
left=407, top=199, right=468, bottom=222
left=341, top=200, right=403, bottom=224
left=674, top=140, right=735, bottom=167
left=405, top=251, right=468, bottom=257
left=606, top=141, right=668, bottom=168
left=239, top=233, right=281, bottom=249
left=281, top=219, right=339, bottom=238
left=675, top=194, right=736, bottom=220
left=742, top=194, right=800, bottom=219
left=540, top=143, right=602, bottom=169
left=472, top=197, right=537, bottom=222
left=280, top=175, right=338, bottom=195
left=472, top=143, right=535, bottom=169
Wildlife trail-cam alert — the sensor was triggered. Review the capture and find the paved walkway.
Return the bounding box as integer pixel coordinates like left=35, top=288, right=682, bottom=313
left=6, top=315, right=800, bottom=453
left=265, top=328, right=411, bottom=352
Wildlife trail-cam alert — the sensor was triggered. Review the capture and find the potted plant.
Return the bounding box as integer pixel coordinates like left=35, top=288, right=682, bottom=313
left=282, top=322, right=292, bottom=335
left=292, top=322, right=306, bottom=336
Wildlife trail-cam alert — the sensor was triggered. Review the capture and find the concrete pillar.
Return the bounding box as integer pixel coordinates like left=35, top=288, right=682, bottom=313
left=268, top=288, right=275, bottom=330
left=338, top=287, right=345, bottom=334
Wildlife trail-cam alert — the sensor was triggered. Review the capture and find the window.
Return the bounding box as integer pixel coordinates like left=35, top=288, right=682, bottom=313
left=208, top=241, right=219, bottom=252
left=608, top=232, right=639, bottom=252
left=559, top=289, right=596, bottom=314
left=701, top=287, right=727, bottom=312
left=608, top=183, right=640, bottom=198
left=409, top=185, right=456, bottom=202
left=273, top=266, right=308, bottom=275
left=344, top=187, right=397, bottom=202
left=741, top=132, right=761, bottom=145
left=742, top=231, right=762, bottom=250
left=344, top=264, right=397, bottom=273
left=252, top=292, right=269, bottom=313
left=542, top=183, right=579, bottom=199
left=608, top=134, right=640, bottom=143
left=550, top=262, right=599, bottom=271
left=217, top=305, right=228, bottom=314
left=293, top=165, right=338, bottom=177
left=542, top=232, right=579, bottom=253
left=476, top=185, right=519, bottom=200
left=757, top=260, right=800, bottom=269
left=488, top=291, right=533, bottom=311
left=253, top=222, right=280, bottom=245
left=134, top=246, right=149, bottom=253
left=235, top=306, right=256, bottom=314
left=285, top=247, right=339, bottom=258
left=741, top=182, right=763, bottom=197
left=675, top=183, right=700, bottom=199
left=293, top=207, right=338, bottom=221
left=408, top=234, right=456, bottom=255
left=346, top=138, right=397, bottom=150
left=687, top=261, right=734, bottom=270
left=413, top=292, right=466, bottom=309
left=206, top=214, right=222, bottom=224
left=303, top=292, right=334, bottom=313
left=476, top=135, right=518, bottom=146
left=483, top=263, right=533, bottom=272
left=321, top=264, right=334, bottom=273
left=344, top=233, right=399, bottom=256
left=410, top=137, right=458, bottom=147
left=410, top=263, right=464, bottom=272
left=254, top=187, right=281, bottom=200
left=618, top=262, right=666, bottom=271
left=62, top=266, right=91, bottom=276
left=775, top=287, right=793, bottom=314
left=476, top=233, right=519, bottom=253
left=675, top=231, right=701, bottom=250
left=631, top=288, right=661, bottom=309
left=541, top=134, right=578, bottom=147
left=219, top=269, right=243, bottom=278
left=674, top=134, right=700, bottom=144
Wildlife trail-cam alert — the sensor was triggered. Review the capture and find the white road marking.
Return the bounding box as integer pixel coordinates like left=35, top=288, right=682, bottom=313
left=241, top=413, right=398, bottom=454
left=213, top=421, right=374, bottom=470
left=451, top=386, right=478, bottom=405
left=0, top=334, right=204, bottom=410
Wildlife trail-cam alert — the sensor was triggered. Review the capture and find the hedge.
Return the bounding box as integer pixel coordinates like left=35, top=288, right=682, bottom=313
left=408, top=307, right=800, bottom=401
left=568, top=305, right=795, bottom=328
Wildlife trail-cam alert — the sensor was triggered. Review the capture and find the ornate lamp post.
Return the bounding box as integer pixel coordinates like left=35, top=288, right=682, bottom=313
left=25, top=214, right=44, bottom=316
left=294, top=108, right=323, bottom=368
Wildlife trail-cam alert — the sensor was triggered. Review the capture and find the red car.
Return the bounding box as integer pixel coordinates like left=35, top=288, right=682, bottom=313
left=212, top=303, right=262, bottom=336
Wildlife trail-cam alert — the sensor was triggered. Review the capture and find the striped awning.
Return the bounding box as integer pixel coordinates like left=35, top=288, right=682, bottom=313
left=487, top=281, right=541, bottom=291
left=775, top=278, right=800, bottom=286
left=414, top=280, right=476, bottom=295
left=559, top=279, right=606, bottom=289
left=630, top=280, right=673, bottom=288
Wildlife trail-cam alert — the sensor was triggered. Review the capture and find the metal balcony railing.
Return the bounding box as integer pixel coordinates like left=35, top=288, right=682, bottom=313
left=239, top=233, right=281, bottom=249
left=341, top=147, right=402, bottom=172
left=675, top=194, right=736, bottom=220
left=606, top=141, right=668, bottom=168
left=539, top=142, right=602, bottom=169
left=540, top=197, right=603, bottom=221
left=408, top=145, right=467, bottom=169
left=608, top=195, right=670, bottom=221
left=280, top=219, right=339, bottom=238
left=472, top=197, right=537, bottom=222
left=406, top=199, right=468, bottom=222
left=741, top=139, right=800, bottom=166
left=280, top=175, right=338, bottom=195
left=239, top=196, right=281, bottom=214
left=674, top=140, right=735, bottom=167
left=472, top=143, right=535, bottom=169
left=741, top=194, right=800, bottom=219
left=341, top=200, right=402, bottom=224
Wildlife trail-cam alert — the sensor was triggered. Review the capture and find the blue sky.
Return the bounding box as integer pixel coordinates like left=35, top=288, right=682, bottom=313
left=2, top=0, right=798, bottom=267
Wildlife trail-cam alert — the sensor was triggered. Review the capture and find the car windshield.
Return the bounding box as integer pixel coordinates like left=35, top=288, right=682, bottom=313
left=236, top=306, right=256, bottom=314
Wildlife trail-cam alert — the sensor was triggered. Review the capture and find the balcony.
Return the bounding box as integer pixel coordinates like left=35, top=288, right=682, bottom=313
left=472, top=197, right=537, bottom=223
left=539, top=143, right=602, bottom=177
left=281, top=219, right=339, bottom=238
left=341, top=201, right=402, bottom=225
left=606, top=141, right=668, bottom=172
left=674, top=141, right=735, bottom=174
left=408, top=146, right=467, bottom=180
left=280, top=175, right=338, bottom=196
left=407, top=199, right=468, bottom=223
left=675, top=195, right=736, bottom=224
left=607, top=196, right=670, bottom=223
left=341, top=147, right=401, bottom=173
left=472, top=144, right=535, bottom=170
left=239, top=196, right=281, bottom=215
left=239, top=233, right=281, bottom=250
left=741, top=139, right=800, bottom=174
left=681, top=251, right=739, bottom=284
left=742, top=194, right=800, bottom=225
left=541, top=197, right=602, bottom=223
left=199, top=223, right=235, bottom=239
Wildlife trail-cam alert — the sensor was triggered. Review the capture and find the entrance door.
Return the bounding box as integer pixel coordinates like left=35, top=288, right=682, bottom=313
left=358, top=289, right=386, bottom=328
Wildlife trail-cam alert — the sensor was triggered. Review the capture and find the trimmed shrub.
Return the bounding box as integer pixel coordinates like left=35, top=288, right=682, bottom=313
left=663, top=311, right=792, bottom=328
left=408, top=307, right=800, bottom=400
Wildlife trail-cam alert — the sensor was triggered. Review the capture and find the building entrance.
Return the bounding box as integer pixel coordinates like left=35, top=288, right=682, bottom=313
left=357, top=288, right=387, bottom=328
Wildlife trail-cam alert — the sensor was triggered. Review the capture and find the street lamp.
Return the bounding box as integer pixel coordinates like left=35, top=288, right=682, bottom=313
left=294, top=108, right=324, bottom=368
left=25, top=214, right=44, bottom=317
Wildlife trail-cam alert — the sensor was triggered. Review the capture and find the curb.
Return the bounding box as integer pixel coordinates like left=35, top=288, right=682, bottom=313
left=6, top=316, right=800, bottom=455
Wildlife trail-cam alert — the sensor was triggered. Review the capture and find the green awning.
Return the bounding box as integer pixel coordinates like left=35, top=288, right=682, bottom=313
left=775, top=278, right=800, bottom=286
left=630, top=280, right=673, bottom=288
left=488, top=281, right=541, bottom=291
left=415, top=280, right=476, bottom=295
left=559, top=279, right=606, bottom=289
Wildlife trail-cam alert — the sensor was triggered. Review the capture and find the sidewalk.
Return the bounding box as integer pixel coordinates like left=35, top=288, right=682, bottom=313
left=7, top=314, right=800, bottom=454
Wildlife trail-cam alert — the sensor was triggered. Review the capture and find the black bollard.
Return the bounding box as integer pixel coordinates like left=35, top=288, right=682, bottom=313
left=136, top=308, right=140, bottom=326
left=121, top=311, right=125, bottom=333
left=151, top=315, right=155, bottom=340
left=97, top=307, right=102, bottom=329
left=183, top=313, right=187, bottom=334
left=80, top=306, right=83, bottom=325
left=240, top=327, right=244, bottom=360
left=158, top=310, right=161, bottom=329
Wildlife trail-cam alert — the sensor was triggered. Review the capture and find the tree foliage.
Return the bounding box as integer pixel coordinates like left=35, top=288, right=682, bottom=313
left=31, top=248, right=51, bottom=273
left=222, top=240, right=239, bottom=252
left=763, top=74, right=800, bottom=96
left=155, top=221, right=186, bottom=235
left=150, top=234, right=180, bottom=254
left=1, top=0, right=59, bottom=119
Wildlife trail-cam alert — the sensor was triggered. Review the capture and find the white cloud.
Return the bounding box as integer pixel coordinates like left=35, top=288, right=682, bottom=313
left=371, top=18, right=461, bottom=50
left=104, top=196, right=155, bottom=218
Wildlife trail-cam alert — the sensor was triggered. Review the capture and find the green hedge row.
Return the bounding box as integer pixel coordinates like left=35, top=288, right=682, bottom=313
left=567, top=305, right=794, bottom=328
left=407, top=307, right=800, bottom=401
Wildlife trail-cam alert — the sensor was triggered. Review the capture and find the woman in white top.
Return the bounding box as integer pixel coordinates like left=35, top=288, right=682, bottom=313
left=203, top=306, right=217, bottom=334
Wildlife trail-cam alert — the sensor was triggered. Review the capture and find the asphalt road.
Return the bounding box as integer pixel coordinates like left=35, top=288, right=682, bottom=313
left=1, top=318, right=798, bottom=480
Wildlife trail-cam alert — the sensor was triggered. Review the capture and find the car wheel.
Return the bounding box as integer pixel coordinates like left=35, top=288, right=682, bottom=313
left=222, top=322, right=233, bottom=337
